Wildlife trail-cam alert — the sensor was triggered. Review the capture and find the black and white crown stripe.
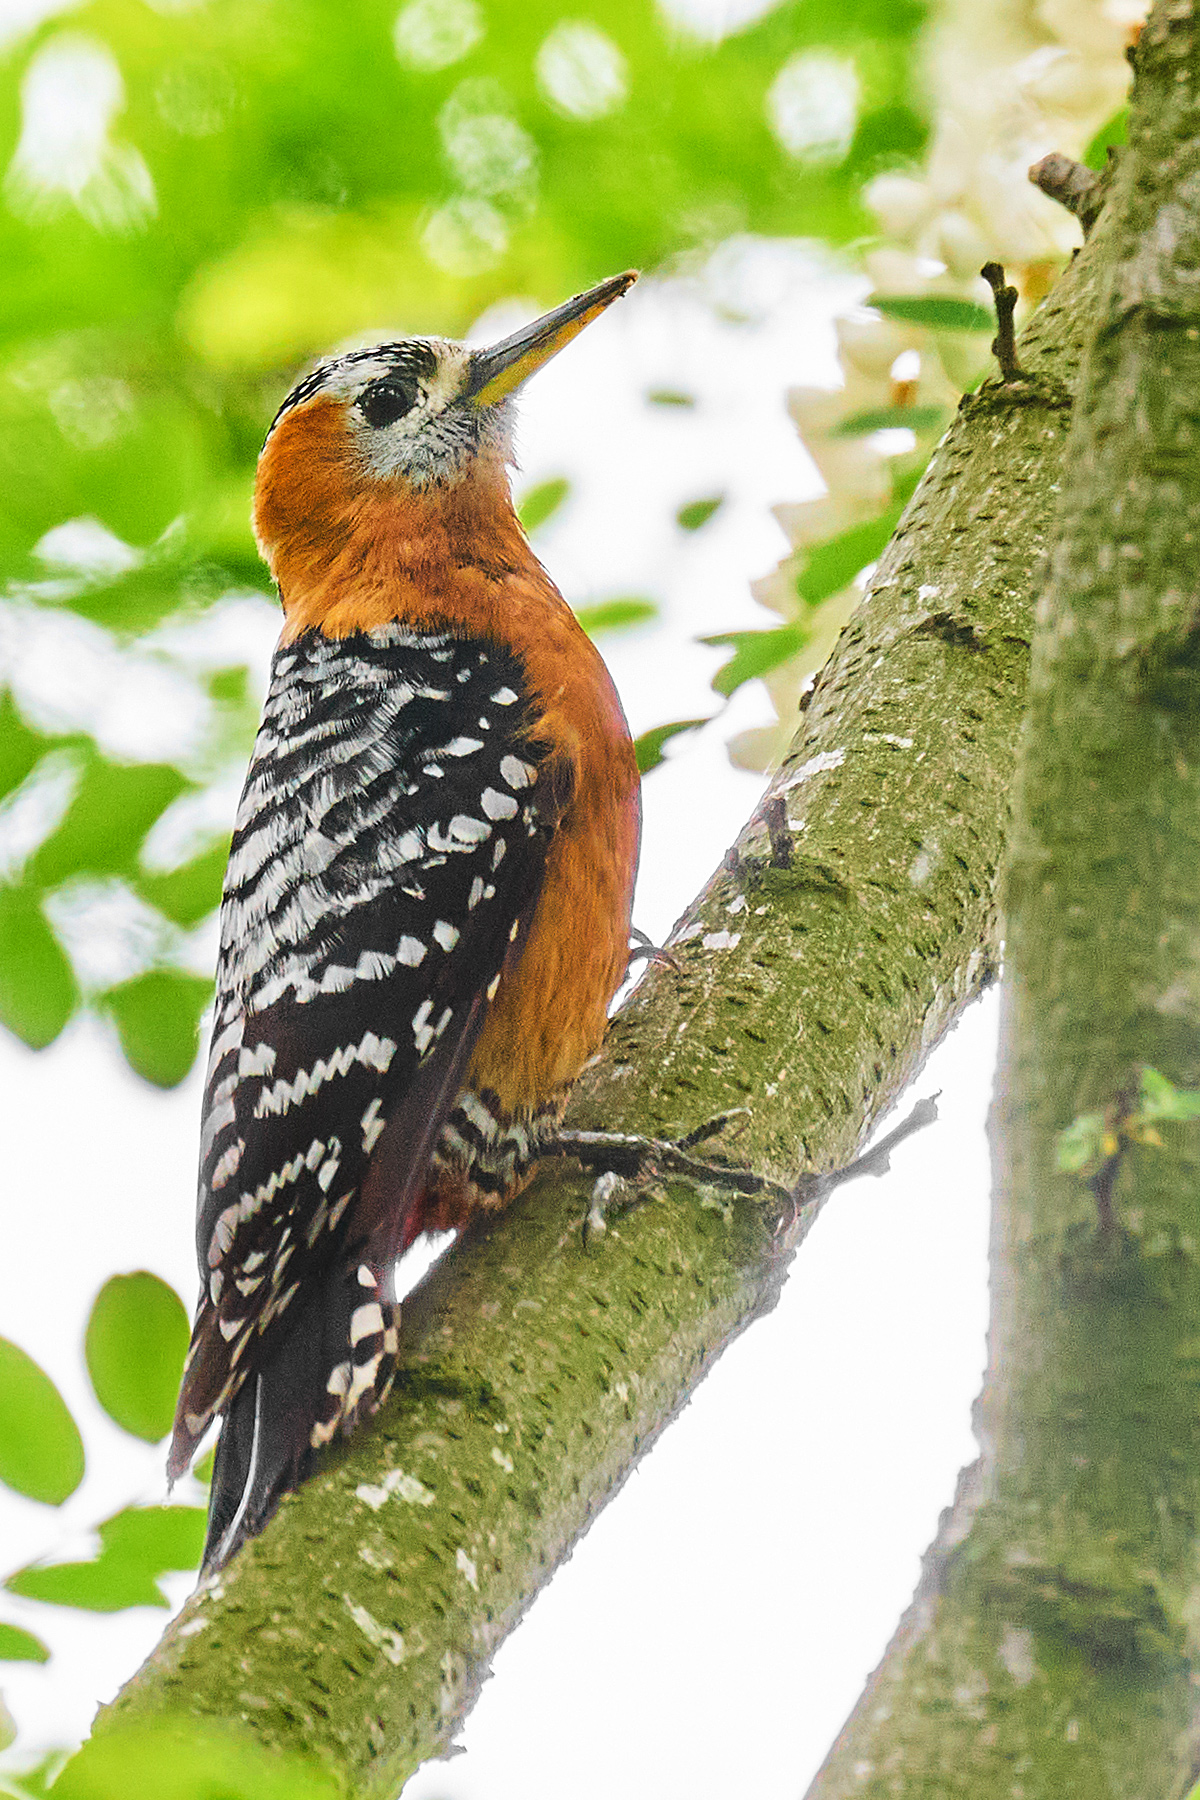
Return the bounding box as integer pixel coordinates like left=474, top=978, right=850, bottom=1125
left=173, top=621, right=559, bottom=1469
left=269, top=341, right=439, bottom=434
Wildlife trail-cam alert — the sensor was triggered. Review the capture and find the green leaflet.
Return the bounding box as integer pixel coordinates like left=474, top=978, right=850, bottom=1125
left=832, top=404, right=946, bottom=437
left=0, top=1622, right=50, bottom=1664
left=85, top=1274, right=191, bottom=1444
left=6, top=1506, right=206, bottom=1612
left=868, top=294, right=994, bottom=332
left=702, top=624, right=809, bottom=699
left=137, top=842, right=230, bottom=929
left=1055, top=1112, right=1106, bottom=1174
left=634, top=718, right=710, bottom=774
left=795, top=509, right=903, bottom=608
left=1085, top=106, right=1127, bottom=171
left=0, top=1340, right=84, bottom=1506
left=676, top=496, right=724, bottom=531
left=1137, top=1065, right=1200, bottom=1123
left=574, top=597, right=659, bottom=636
left=0, top=886, right=79, bottom=1049
left=517, top=477, right=571, bottom=534
left=97, top=971, right=214, bottom=1089
left=53, top=1720, right=339, bottom=1800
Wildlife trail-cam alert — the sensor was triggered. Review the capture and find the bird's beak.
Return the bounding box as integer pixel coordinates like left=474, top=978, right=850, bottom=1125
left=465, top=271, right=638, bottom=409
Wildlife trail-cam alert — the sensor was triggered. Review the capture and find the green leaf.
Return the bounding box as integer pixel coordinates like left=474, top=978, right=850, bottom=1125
left=99, top=970, right=213, bottom=1089
left=0, top=885, right=79, bottom=1048
left=0, top=1621, right=50, bottom=1664
left=832, top=405, right=946, bottom=437
left=54, top=1720, right=340, bottom=1800
left=646, top=389, right=696, bottom=408
left=517, top=477, right=571, bottom=535
left=634, top=718, right=710, bottom=775
left=701, top=624, right=808, bottom=699
left=1139, top=1066, right=1200, bottom=1123
left=6, top=1506, right=206, bottom=1612
left=796, top=506, right=904, bottom=608
left=574, top=597, right=660, bottom=637
left=85, top=1273, right=190, bottom=1444
left=676, top=496, right=724, bottom=532
left=1085, top=106, right=1127, bottom=171
left=1056, top=1112, right=1105, bottom=1174
left=868, top=294, right=995, bottom=333
left=137, top=842, right=230, bottom=929
left=193, top=1446, right=215, bottom=1488
left=0, top=1339, right=84, bottom=1505
left=26, top=759, right=191, bottom=891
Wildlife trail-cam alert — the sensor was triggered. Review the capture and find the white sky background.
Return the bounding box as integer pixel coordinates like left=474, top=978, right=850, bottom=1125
left=0, top=25, right=996, bottom=1795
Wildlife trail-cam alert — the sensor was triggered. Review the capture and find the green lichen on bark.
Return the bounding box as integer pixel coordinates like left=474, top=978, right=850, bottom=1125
left=90, top=184, right=1106, bottom=1800
left=807, top=6, right=1200, bottom=1796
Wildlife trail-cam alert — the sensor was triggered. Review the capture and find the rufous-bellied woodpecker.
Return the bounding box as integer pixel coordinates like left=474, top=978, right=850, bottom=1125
left=168, top=273, right=641, bottom=1570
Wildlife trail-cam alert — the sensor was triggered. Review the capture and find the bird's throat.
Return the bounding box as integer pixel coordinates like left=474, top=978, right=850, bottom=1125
left=254, top=399, right=534, bottom=643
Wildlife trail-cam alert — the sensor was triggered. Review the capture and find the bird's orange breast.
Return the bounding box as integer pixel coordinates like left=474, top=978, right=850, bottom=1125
left=255, top=397, right=641, bottom=1122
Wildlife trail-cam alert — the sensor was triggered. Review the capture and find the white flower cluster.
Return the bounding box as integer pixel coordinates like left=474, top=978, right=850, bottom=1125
left=732, top=0, right=1148, bottom=772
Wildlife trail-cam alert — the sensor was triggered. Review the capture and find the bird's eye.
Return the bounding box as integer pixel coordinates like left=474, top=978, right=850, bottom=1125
left=359, top=377, right=419, bottom=429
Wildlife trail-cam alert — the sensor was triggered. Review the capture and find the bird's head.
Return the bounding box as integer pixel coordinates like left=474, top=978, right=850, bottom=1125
left=253, top=270, right=636, bottom=584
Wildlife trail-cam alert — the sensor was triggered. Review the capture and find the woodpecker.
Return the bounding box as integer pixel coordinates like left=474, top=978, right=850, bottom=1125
left=168, top=272, right=641, bottom=1570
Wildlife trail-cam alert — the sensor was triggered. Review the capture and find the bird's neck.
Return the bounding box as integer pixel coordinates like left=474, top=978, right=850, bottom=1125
left=254, top=400, right=542, bottom=644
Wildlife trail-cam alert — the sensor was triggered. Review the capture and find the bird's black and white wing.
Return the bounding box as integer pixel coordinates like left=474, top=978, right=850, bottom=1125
left=169, top=622, right=566, bottom=1562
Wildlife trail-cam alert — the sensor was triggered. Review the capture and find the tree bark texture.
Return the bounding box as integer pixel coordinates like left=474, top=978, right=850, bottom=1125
left=86, top=210, right=1102, bottom=1798
left=806, top=7, right=1200, bottom=1796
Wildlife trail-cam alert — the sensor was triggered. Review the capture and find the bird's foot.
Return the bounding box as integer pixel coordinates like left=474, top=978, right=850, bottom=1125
left=547, top=1109, right=794, bottom=1252
left=625, top=925, right=681, bottom=977
left=548, top=1094, right=941, bottom=1248
left=580, top=1169, right=657, bottom=1248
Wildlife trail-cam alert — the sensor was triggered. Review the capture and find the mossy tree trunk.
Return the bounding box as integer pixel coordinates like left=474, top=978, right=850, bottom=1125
left=80, top=81, right=1135, bottom=1800
left=806, top=6, right=1200, bottom=1795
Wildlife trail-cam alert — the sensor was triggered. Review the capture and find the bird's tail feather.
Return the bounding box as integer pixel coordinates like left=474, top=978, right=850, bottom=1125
left=201, top=1258, right=399, bottom=1572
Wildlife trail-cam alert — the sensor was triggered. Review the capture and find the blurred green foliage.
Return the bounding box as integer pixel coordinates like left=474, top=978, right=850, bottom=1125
left=0, top=0, right=928, bottom=1087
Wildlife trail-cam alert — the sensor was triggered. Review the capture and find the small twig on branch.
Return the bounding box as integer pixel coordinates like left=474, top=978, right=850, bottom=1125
left=1029, top=151, right=1104, bottom=233
left=787, top=1093, right=940, bottom=1213
left=981, top=263, right=1027, bottom=383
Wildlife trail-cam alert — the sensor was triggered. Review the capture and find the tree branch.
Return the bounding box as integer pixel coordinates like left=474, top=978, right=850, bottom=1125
left=84, top=182, right=1107, bottom=1799
left=806, top=7, right=1200, bottom=1794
